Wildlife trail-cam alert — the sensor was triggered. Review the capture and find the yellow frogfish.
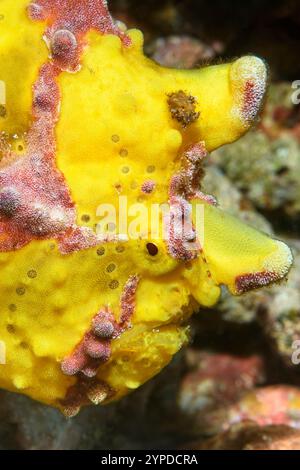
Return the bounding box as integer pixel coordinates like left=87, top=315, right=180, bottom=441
left=0, top=0, right=293, bottom=416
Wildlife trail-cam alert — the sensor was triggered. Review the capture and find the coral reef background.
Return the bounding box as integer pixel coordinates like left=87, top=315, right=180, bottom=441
left=1, top=0, right=300, bottom=450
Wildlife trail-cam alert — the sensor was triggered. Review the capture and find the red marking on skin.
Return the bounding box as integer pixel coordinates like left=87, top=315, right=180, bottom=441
left=243, top=81, right=255, bottom=116
left=235, top=271, right=279, bottom=294
left=0, top=63, right=75, bottom=250
left=58, top=225, right=98, bottom=254
left=92, top=316, right=115, bottom=338
left=119, top=274, right=140, bottom=326
left=50, top=29, right=78, bottom=71
left=166, top=142, right=215, bottom=261
left=29, top=0, right=131, bottom=71
left=165, top=194, right=199, bottom=261
left=242, top=79, right=264, bottom=124
left=141, top=180, right=155, bottom=194
left=169, top=143, right=217, bottom=204
left=61, top=307, right=115, bottom=378
left=0, top=1, right=130, bottom=254
left=60, top=275, right=139, bottom=413
left=61, top=275, right=139, bottom=378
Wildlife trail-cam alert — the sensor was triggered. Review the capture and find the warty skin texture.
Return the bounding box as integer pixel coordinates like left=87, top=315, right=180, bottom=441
left=0, top=0, right=293, bottom=415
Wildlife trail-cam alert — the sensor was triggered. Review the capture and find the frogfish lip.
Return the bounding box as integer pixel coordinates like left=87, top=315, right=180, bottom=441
left=235, top=241, right=293, bottom=294
left=193, top=202, right=293, bottom=296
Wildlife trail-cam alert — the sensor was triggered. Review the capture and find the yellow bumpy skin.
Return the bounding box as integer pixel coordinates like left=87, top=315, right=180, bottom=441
left=0, top=0, right=293, bottom=415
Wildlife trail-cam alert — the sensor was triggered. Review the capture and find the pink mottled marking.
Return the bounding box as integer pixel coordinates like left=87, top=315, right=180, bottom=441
left=61, top=275, right=139, bottom=379
left=165, top=194, right=199, bottom=261
left=235, top=271, right=279, bottom=294
left=61, top=307, right=115, bottom=378
left=166, top=142, right=215, bottom=261
left=242, top=79, right=265, bottom=124
left=29, top=0, right=131, bottom=71
left=0, top=63, right=75, bottom=250
left=119, top=274, right=140, bottom=326
left=141, top=180, right=156, bottom=194
left=0, top=1, right=130, bottom=254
